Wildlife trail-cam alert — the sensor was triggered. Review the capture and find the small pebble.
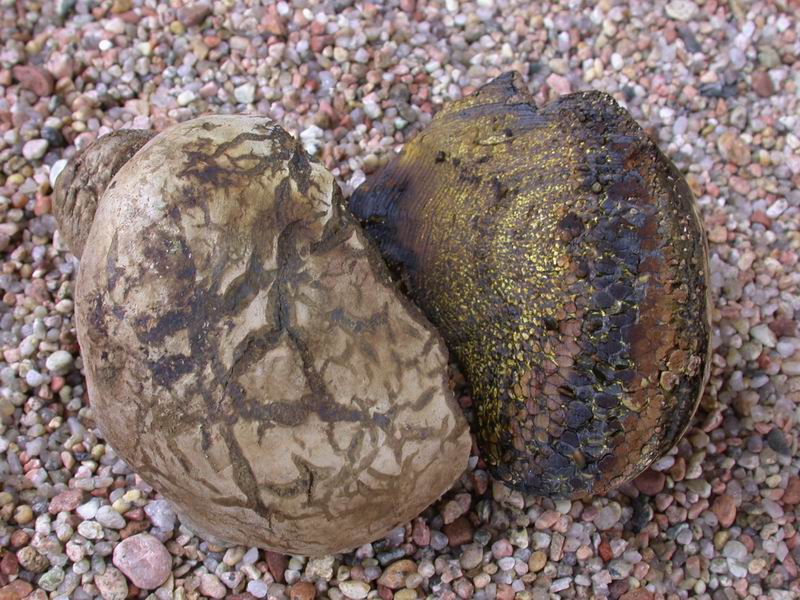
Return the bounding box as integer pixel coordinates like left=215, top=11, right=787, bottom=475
left=339, top=580, right=370, bottom=599
left=199, top=573, right=227, bottom=599
left=248, top=580, right=269, bottom=598
left=234, top=83, right=256, bottom=104
left=94, top=566, right=129, bottom=600
left=96, top=505, right=126, bottom=529
left=112, top=533, right=172, bottom=589
left=594, top=504, right=623, bottom=530
left=22, top=139, right=49, bottom=161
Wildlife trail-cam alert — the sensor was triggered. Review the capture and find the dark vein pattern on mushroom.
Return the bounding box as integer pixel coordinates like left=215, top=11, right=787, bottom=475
left=74, top=115, right=471, bottom=555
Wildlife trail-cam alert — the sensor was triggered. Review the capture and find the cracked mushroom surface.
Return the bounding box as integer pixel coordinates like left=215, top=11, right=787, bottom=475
left=73, top=115, right=471, bottom=555
left=53, top=128, right=156, bottom=258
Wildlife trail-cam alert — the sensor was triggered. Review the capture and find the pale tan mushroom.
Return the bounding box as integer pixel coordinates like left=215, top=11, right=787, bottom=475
left=65, top=115, right=470, bottom=555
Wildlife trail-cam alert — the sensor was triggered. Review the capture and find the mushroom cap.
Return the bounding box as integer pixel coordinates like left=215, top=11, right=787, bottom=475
left=53, top=129, right=156, bottom=258
left=75, top=115, right=471, bottom=555
left=349, top=72, right=711, bottom=498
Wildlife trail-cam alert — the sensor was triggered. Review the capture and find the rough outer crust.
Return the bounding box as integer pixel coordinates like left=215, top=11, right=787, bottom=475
left=75, top=115, right=471, bottom=555
left=349, top=72, right=712, bottom=499
left=53, top=129, right=156, bottom=258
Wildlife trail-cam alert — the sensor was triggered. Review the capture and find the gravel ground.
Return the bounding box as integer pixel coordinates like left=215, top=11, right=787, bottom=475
left=1, top=0, right=798, bottom=599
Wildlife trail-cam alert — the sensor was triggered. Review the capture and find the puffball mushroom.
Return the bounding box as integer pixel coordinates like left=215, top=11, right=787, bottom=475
left=350, top=72, right=712, bottom=499
left=61, top=115, right=471, bottom=555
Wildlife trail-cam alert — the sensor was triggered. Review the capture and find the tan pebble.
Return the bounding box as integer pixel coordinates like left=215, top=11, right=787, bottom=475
left=13, top=505, right=33, bottom=525
left=528, top=550, right=547, bottom=572
left=198, top=574, right=226, bottom=599
left=377, top=559, right=417, bottom=590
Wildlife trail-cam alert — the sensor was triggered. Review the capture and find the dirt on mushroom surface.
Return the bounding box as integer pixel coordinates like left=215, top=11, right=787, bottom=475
left=1, top=1, right=799, bottom=600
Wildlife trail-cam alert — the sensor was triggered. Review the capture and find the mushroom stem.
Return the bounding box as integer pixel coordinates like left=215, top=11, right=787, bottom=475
left=53, top=129, right=156, bottom=258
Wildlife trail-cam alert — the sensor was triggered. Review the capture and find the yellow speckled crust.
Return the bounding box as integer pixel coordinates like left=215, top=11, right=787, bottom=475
left=349, top=72, right=712, bottom=498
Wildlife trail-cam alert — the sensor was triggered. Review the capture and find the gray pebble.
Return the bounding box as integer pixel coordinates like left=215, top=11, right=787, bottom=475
left=247, top=580, right=268, bottom=598
left=25, top=369, right=45, bottom=387
left=766, top=428, right=791, bottom=456
left=594, top=504, right=622, bottom=531
left=96, top=506, right=126, bottom=529
left=144, top=499, right=176, bottom=530
left=39, top=566, right=65, bottom=591
left=722, top=540, right=747, bottom=561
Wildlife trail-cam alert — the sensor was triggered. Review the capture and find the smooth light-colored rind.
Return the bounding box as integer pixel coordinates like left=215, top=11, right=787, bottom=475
left=75, top=115, right=471, bottom=555
left=350, top=72, right=711, bottom=499
left=53, top=129, right=156, bottom=258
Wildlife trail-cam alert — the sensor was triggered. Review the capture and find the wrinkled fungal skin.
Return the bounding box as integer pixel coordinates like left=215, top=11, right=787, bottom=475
left=53, top=129, right=156, bottom=258
left=75, top=115, right=471, bottom=555
left=349, top=72, right=712, bottom=499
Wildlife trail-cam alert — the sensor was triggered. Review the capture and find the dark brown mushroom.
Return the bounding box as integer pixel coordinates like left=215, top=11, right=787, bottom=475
left=349, top=71, right=712, bottom=498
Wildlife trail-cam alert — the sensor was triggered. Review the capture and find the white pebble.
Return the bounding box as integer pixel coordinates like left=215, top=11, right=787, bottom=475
left=144, top=499, right=176, bottom=530
left=177, top=90, right=196, bottom=106
left=666, top=0, right=697, bottom=20
left=45, top=350, right=73, bottom=374
left=242, top=547, right=260, bottom=565
left=25, top=369, right=45, bottom=388
left=247, top=580, right=268, bottom=598
left=105, top=17, right=126, bottom=34
left=22, top=139, right=49, bottom=161
left=750, top=324, right=777, bottom=348
left=77, top=498, right=100, bottom=520
left=234, top=83, right=256, bottom=104
left=766, top=199, right=788, bottom=218
left=77, top=520, right=104, bottom=539
left=498, top=557, right=516, bottom=571
left=363, top=101, right=382, bottom=120
left=339, top=580, right=370, bottom=599
left=300, top=125, right=323, bottom=155
left=551, top=577, right=572, bottom=592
